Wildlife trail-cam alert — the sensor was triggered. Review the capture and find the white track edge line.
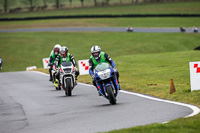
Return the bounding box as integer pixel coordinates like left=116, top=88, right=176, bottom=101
left=31, top=71, right=200, bottom=118
left=119, top=90, right=200, bottom=118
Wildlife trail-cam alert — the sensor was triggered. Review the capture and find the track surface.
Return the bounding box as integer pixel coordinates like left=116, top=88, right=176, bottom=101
left=0, top=71, right=195, bottom=133
left=0, top=27, right=198, bottom=33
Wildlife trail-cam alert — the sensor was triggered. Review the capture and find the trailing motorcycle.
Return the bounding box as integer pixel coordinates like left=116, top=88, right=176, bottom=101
left=94, top=63, right=120, bottom=105
left=59, top=62, right=77, bottom=96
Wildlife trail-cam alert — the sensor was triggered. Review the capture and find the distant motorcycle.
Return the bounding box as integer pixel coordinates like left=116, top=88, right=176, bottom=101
left=126, top=26, right=133, bottom=32
left=59, top=62, right=77, bottom=96
left=94, top=63, right=120, bottom=105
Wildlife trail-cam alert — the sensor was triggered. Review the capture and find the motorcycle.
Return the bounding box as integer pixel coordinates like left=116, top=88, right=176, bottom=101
left=59, top=62, right=77, bottom=96
left=94, top=62, right=120, bottom=105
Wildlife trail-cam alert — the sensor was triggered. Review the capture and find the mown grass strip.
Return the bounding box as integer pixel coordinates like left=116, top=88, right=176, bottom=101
left=1, top=17, right=200, bottom=30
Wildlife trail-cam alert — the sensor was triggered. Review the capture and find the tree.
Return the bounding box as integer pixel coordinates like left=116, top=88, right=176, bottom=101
left=43, top=0, right=47, bottom=7
left=0, top=0, right=9, bottom=12
left=29, top=0, right=33, bottom=11
left=119, top=0, right=122, bottom=5
left=132, top=0, right=138, bottom=4
left=94, top=0, right=97, bottom=6
left=55, top=0, right=60, bottom=9
left=21, top=0, right=35, bottom=11
left=80, top=0, right=84, bottom=7
left=105, top=0, right=109, bottom=5
left=3, top=0, right=8, bottom=12
left=69, top=0, right=72, bottom=7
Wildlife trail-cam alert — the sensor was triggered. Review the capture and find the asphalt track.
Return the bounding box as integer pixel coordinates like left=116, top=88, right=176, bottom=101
left=0, top=27, right=198, bottom=33
left=0, top=71, right=199, bottom=133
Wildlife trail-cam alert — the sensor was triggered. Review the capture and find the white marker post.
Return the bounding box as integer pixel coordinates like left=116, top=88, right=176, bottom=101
left=26, top=66, right=37, bottom=71
left=189, top=61, right=200, bottom=91
left=78, top=59, right=90, bottom=75
left=42, top=58, right=50, bottom=69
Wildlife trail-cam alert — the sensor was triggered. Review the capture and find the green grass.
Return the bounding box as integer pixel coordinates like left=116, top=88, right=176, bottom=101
left=0, top=32, right=200, bottom=132
left=0, top=1, right=200, bottom=18
left=1, top=17, right=200, bottom=29
left=103, top=113, right=200, bottom=133
left=0, top=32, right=199, bottom=72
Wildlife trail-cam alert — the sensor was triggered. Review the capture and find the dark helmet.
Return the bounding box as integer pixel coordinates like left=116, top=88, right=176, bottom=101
left=54, top=44, right=61, bottom=56
left=91, top=45, right=101, bottom=60
left=60, top=46, right=68, bottom=57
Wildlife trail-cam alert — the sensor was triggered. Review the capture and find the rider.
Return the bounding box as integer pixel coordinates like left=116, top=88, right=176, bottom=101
left=89, top=45, right=121, bottom=95
left=56, top=46, right=79, bottom=80
left=48, top=44, right=62, bottom=81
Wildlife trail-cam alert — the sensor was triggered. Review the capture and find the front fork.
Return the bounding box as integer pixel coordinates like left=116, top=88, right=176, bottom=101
left=97, top=78, right=119, bottom=97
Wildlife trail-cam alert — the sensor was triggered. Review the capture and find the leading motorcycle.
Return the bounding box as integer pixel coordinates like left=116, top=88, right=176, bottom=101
left=94, top=62, right=120, bottom=105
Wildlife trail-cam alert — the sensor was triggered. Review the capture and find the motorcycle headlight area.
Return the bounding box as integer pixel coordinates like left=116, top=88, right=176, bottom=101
left=63, top=68, right=71, bottom=73
left=97, top=69, right=111, bottom=80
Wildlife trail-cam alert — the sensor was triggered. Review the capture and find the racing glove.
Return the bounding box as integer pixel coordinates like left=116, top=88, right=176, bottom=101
left=48, top=63, right=53, bottom=67
left=113, top=68, right=118, bottom=73
left=91, top=74, right=95, bottom=80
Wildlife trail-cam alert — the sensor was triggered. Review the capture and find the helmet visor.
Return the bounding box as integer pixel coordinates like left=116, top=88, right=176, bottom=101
left=61, top=51, right=65, bottom=55
left=54, top=51, right=59, bottom=55
left=92, top=52, right=100, bottom=59
left=61, top=52, right=67, bottom=57
left=54, top=48, right=59, bottom=55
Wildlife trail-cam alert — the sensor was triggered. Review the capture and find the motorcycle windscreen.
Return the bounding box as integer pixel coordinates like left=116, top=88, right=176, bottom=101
left=62, top=62, right=72, bottom=66
left=95, top=63, right=109, bottom=71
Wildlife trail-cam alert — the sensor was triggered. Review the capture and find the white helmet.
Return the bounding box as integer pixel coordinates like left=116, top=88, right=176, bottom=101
left=60, top=46, right=68, bottom=57
left=54, top=44, right=61, bottom=50
left=91, top=45, right=101, bottom=60
left=54, top=44, right=61, bottom=56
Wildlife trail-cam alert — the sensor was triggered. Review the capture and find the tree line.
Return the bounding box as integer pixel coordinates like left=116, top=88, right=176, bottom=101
left=0, top=0, right=192, bottom=13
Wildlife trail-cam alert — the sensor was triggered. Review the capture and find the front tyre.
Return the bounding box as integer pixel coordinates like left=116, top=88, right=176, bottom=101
left=66, top=78, right=72, bottom=96
left=106, top=85, right=116, bottom=105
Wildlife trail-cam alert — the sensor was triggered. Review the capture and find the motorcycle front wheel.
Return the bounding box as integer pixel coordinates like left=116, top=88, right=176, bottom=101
left=106, top=85, right=116, bottom=105
left=65, top=78, right=72, bottom=96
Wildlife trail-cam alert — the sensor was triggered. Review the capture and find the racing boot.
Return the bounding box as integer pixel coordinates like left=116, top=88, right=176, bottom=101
left=97, top=89, right=102, bottom=96
left=49, top=69, right=53, bottom=81
left=75, top=70, right=79, bottom=81
left=49, top=74, right=53, bottom=81
left=96, top=86, right=102, bottom=96
left=119, top=85, right=122, bottom=90
left=75, top=78, right=77, bottom=85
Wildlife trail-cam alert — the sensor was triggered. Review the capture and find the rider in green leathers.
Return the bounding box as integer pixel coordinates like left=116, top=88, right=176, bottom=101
left=89, top=45, right=121, bottom=95
left=56, top=46, right=79, bottom=81
left=48, top=44, right=62, bottom=81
